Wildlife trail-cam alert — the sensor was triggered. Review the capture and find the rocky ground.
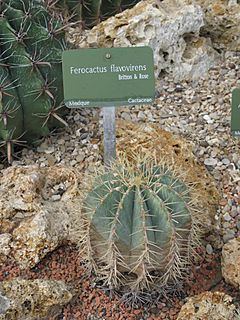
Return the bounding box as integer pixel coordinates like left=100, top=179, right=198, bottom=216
left=0, top=0, right=239, bottom=318
left=12, top=50, right=240, bottom=246
left=0, top=50, right=239, bottom=319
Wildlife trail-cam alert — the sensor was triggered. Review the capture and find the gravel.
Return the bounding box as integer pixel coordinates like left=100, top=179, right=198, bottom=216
left=206, top=244, right=214, bottom=255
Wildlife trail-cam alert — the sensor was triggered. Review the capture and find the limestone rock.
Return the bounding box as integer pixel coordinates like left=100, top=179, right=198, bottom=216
left=69, top=0, right=217, bottom=81
left=0, top=278, right=72, bottom=320
left=221, top=237, right=240, bottom=289
left=0, top=165, right=80, bottom=268
left=177, top=291, right=238, bottom=320
left=11, top=208, right=69, bottom=268
left=187, top=0, right=240, bottom=50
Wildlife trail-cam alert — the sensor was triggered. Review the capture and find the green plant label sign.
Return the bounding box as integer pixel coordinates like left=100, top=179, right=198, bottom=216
left=62, top=47, right=155, bottom=107
left=231, top=88, right=240, bottom=137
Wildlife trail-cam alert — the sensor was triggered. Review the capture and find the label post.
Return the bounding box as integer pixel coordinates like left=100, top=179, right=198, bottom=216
left=62, top=46, right=155, bottom=168
left=103, top=106, right=116, bottom=167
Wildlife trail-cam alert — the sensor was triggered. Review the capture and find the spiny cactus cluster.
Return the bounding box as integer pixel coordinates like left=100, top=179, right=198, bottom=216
left=48, top=0, right=141, bottom=28
left=0, top=0, right=69, bottom=163
left=76, top=154, right=205, bottom=298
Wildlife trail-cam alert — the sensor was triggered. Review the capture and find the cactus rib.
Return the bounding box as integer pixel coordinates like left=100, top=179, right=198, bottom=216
left=0, top=0, right=69, bottom=162
left=49, top=0, right=142, bottom=28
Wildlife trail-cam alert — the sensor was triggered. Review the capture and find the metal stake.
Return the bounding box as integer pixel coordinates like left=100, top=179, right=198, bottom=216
left=103, top=106, right=116, bottom=168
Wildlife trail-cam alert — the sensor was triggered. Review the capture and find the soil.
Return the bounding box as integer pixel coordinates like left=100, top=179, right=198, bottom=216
left=0, top=243, right=239, bottom=319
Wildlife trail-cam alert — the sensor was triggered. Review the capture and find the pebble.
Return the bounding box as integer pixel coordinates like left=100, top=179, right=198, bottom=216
left=222, top=222, right=231, bottom=229
left=223, top=230, right=235, bottom=243
left=206, top=244, right=213, bottom=255
left=223, top=212, right=232, bottom=222
left=203, top=115, right=214, bottom=124
left=76, top=154, right=85, bottom=162
left=58, top=139, right=65, bottom=145
left=230, top=206, right=238, bottom=217
left=74, top=113, right=81, bottom=121
left=121, top=112, right=131, bottom=121
left=222, top=205, right=231, bottom=213
left=222, top=158, right=230, bottom=166
left=70, top=160, right=77, bottom=166
left=204, top=158, right=218, bottom=166
left=51, top=194, right=61, bottom=201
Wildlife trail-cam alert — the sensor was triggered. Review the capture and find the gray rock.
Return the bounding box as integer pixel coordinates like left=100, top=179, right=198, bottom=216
left=223, top=212, right=232, bottom=222
left=230, top=206, right=238, bottom=218
left=206, top=243, right=213, bottom=255
left=222, top=158, right=230, bottom=166
left=223, top=222, right=231, bottom=229
left=223, top=230, right=235, bottom=243
left=76, top=153, right=85, bottom=162
left=121, top=112, right=132, bottom=121
left=204, top=158, right=218, bottom=166
left=223, top=205, right=231, bottom=213
left=203, top=115, right=214, bottom=124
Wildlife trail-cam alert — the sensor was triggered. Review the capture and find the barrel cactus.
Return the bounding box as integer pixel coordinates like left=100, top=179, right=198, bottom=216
left=48, top=0, right=141, bottom=28
left=77, top=155, right=205, bottom=297
left=0, top=0, right=69, bottom=163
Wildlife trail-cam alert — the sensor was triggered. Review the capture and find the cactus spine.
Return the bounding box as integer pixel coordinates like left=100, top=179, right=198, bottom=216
left=49, top=0, right=141, bottom=28
left=0, top=0, right=69, bottom=163
left=78, top=155, right=205, bottom=296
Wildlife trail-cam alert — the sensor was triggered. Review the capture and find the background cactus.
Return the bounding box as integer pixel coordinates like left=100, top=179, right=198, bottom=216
left=48, top=0, right=141, bottom=28
left=0, top=0, right=69, bottom=163
left=76, top=154, right=205, bottom=297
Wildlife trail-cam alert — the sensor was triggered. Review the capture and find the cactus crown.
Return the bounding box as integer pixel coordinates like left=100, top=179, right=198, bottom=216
left=0, top=0, right=69, bottom=163
left=77, top=154, right=205, bottom=296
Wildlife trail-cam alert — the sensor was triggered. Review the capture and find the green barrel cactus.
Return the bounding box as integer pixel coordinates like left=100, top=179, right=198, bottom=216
left=78, top=155, right=205, bottom=295
left=0, top=0, right=69, bottom=163
left=49, top=0, right=141, bottom=28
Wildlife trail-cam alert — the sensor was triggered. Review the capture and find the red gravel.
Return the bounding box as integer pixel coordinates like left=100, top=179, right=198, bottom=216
left=0, top=243, right=239, bottom=320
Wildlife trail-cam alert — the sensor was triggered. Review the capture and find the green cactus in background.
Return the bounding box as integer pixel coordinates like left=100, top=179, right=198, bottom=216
left=47, top=0, right=141, bottom=28
left=0, top=0, right=69, bottom=163
left=77, top=154, right=205, bottom=297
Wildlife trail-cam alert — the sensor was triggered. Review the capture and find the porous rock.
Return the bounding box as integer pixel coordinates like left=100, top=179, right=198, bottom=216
left=0, top=278, right=72, bottom=320
left=70, top=0, right=217, bottom=81
left=0, top=165, right=79, bottom=268
left=187, top=0, right=240, bottom=50
left=177, top=291, right=238, bottom=320
left=221, top=237, right=240, bottom=289
left=11, top=207, right=69, bottom=268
